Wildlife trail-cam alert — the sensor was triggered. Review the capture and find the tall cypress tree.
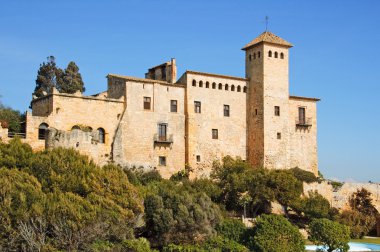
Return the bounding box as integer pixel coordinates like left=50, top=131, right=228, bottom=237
left=56, top=61, right=85, bottom=94
left=34, top=56, right=59, bottom=97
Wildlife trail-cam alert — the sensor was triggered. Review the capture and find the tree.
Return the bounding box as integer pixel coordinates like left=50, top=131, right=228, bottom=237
left=308, top=218, right=350, bottom=252
left=290, top=167, right=319, bottom=183
left=56, top=61, right=85, bottom=94
left=339, top=209, right=376, bottom=238
left=0, top=105, right=25, bottom=133
left=34, top=56, right=59, bottom=97
left=349, top=188, right=379, bottom=216
left=300, top=191, right=331, bottom=219
left=251, top=214, right=305, bottom=252
left=216, top=218, right=247, bottom=244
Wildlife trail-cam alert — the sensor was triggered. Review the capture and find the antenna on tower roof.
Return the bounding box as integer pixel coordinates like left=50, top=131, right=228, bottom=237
left=265, top=16, right=269, bottom=31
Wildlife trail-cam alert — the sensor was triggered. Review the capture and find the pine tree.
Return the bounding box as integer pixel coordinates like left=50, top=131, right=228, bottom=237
left=34, top=56, right=59, bottom=97
left=56, top=61, right=85, bottom=94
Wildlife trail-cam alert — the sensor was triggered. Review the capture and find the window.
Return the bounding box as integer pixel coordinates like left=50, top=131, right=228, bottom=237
left=277, top=132, right=281, bottom=139
left=237, top=86, right=241, bottom=92
left=170, top=100, right=177, bottom=112
left=38, top=123, right=49, bottom=140
left=212, top=129, right=218, bottom=139
left=280, top=52, right=284, bottom=59
left=253, top=53, right=256, bottom=59
left=194, top=101, right=201, bottom=113
left=97, top=128, right=105, bottom=143
left=199, top=81, right=203, bottom=87
left=71, top=125, right=80, bottom=130
left=274, top=52, right=278, bottom=58
left=192, top=80, right=196, bottom=86
left=159, top=156, right=166, bottom=166
left=298, top=107, right=306, bottom=124
left=225, top=84, right=229, bottom=91
left=249, top=55, right=252, bottom=61
left=231, top=85, right=235, bottom=91
left=274, top=106, right=280, bottom=116
left=196, top=155, right=201, bottom=162
left=268, top=50, right=272, bottom=57
left=212, top=82, right=216, bottom=89
left=206, top=82, right=210, bottom=88
left=243, top=86, right=247, bottom=93
left=218, top=83, right=223, bottom=90
left=224, top=105, right=230, bottom=117
left=144, top=97, right=151, bottom=110
left=158, top=123, right=167, bottom=141
left=258, top=51, right=261, bottom=58
left=255, top=109, right=258, bottom=115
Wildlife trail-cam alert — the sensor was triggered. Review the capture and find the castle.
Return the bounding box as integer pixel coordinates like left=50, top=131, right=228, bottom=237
left=7, top=31, right=320, bottom=178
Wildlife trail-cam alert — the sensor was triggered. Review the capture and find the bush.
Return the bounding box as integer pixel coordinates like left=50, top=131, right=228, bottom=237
left=339, top=210, right=376, bottom=238
left=308, top=218, right=350, bottom=252
left=121, top=238, right=157, bottom=252
left=251, top=214, right=304, bottom=252
left=216, top=218, right=246, bottom=244
left=290, top=167, right=318, bottom=183
left=302, top=191, right=331, bottom=219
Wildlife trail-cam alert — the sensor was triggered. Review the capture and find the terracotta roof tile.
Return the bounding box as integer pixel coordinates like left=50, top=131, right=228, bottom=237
left=242, top=31, right=293, bottom=50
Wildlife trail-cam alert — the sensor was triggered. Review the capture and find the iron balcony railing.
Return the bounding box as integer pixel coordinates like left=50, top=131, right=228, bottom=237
left=153, top=134, right=173, bottom=143
left=8, top=132, right=26, bottom=139
left=295, top=117, right=312, bottom=127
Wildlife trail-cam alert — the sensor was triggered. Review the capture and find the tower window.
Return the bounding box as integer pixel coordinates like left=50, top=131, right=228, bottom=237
left=237, top=86, right=241, bottom=92
left=280, top=53, right=284, bottom=59
left=275, top=106, right=280, bottom=116
left=253, top=53, right=256, bottom=59
left=231, top=85, right=235, bottom=91
left=218, top=83, right=222, bottom=90
left=159, top=156, right=166, bottom=166
left=206, top=81, right=210, bottom=88
left=255, top=109, right=258, bottom=115
left=243, top=86, right=247, bottom=93
left=38, top=123, right=49, bottom=140
left=277, top=132, right=281, bottom=139
left=196, top=155, right=201, bottom=162
left=97, top=128, right=105, bottom=143
left=274, top=52, right=278, bottom=58
left=258, top=51, right=261, bottom=58
left=249, top=55, right=252, bottom=61
left=298, top=107, right=306, bottom=124
left=225, top=84, right=229, bottom=91
left=268, top=51, right=272, bottom=57
left=170, top=100, right=177, bottom=112
left=192, top=80, right=196, bottom=86
left=212, top=82, right=216, bottom=89
left=224, top=105, right=230, bottom=117
left=194, top=101, right=201, bottom=113
left=144, top=97, right=151, bottom=110
left=212, top=129, right=218, bottom=139
left=199, top=81, right=203, bottom=87
left=158, top=123, right=167, bottom=141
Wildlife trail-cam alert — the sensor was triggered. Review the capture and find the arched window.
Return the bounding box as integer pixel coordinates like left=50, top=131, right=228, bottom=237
left=258, top=51, right=261, bottom=58
left=253, top=53, right=256, bottom=59
left=237, top=86, right=241, bottom=92
left=231, top=85, right=235, bottom=91
left=225, top=84, right=229, bottom=91
left=38, top=123, right=49, bottom=140
left=274, top=52, right=278, bottom=58
left=97, top=128, right=105, bottom=143
left=268, top=51, right=272, bottom=57
left=249, top=55, right=252, bottom=61
left=212, top=82, right=216, bottom=89
left=199, top=81, right=203, bottom=87
left=243, top=86, right=247, bottom=93
left=218, top=83, right=223, bottom=90
left=280, top=53, right=284, bottom=59
left=71, top=125, right=80, bottom=130
left=192, top=80, right=196, bottom=87
left=206, top=81, right=210, bottom=88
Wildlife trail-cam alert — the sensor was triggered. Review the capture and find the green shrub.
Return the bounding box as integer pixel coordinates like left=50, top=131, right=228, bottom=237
left=216, top=218, right=246, bottom=243
left=290, top=167, right=318, bottom=183
left=251, top=214, right=304, bottom=252
left=308, top=218, right=350, bottom=252
left=121, top=238, right=157, bottom=252
left=339, top=210, right=376, bottom=238
left=302, top=191, right=331, bottom=219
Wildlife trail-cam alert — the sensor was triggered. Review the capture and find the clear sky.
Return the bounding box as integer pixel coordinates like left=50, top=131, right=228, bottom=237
left=0, top=0, right=379, bottom=182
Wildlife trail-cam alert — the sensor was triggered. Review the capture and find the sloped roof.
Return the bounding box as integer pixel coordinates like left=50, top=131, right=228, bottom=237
left=242, top=31, right=293, bottom=50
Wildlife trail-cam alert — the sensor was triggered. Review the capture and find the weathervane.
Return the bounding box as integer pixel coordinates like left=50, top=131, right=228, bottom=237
left=265, top=16, right=269, bottom=31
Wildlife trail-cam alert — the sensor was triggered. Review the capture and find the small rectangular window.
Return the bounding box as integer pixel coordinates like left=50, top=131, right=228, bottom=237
left=196, top=155, right=201, bottom=162
left=212, top=129, right=218, bottom=139
left=277, top=132, right=281, bottom=139
left=299, top=107, right=306, bottom=124
left=159, top=156, right=166, bottom=166
left=224, top=105, right=230, bottom=117
left=170, top=100, right=177, bottom=112
left=275, top=106, right=280, bottom=116
left=144, top=97, right=151, bottom=110
left=194, top=101, right=201, bottom=113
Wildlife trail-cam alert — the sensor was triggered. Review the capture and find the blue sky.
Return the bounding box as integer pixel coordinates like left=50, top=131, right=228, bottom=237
left=0, top=0, right=379, bottom=182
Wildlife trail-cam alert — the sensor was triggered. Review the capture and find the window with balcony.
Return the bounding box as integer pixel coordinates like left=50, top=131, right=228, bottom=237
left=170, top=100, right=177, bottom=112
left=158, top=123, right=167, bottom=141
left=144, top=97, right=151, bottom=110
left=194, top=101, right=201, bottom=113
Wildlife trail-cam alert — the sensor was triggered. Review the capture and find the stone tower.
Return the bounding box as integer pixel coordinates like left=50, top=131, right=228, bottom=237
left=243, top=31, right=293, bottom=169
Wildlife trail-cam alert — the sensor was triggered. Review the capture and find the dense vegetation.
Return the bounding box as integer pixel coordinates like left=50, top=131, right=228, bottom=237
left=0, top=102, right=25, bottom=133
left=0, top=139, right=377, bottom=251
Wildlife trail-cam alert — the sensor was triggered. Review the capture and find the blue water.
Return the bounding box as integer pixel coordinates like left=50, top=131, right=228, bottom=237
left=305, top=242, right=380, bottom=251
